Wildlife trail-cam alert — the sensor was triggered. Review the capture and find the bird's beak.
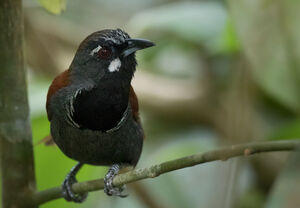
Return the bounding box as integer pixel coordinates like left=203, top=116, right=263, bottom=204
left=122, top=38, right=155, bottom=57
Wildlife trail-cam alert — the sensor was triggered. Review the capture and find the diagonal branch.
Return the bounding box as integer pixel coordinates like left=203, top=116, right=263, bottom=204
left=32, top=140, right=300, bottom=205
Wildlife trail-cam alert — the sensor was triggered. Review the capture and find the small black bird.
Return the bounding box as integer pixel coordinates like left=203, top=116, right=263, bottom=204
left=46, top=29, right=154, bottom=202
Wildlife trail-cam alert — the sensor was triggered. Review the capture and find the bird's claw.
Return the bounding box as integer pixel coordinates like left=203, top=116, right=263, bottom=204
left=104, top=178, right=128, bottom=197
left=104, top=164, right=128, bottom=197
left=62, top=173, right=88, bottom=202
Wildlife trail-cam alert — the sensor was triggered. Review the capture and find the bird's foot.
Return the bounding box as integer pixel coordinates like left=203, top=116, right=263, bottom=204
left=104, top=164, right=128, bottom=197
left=62, top=163, right=88, bottom=203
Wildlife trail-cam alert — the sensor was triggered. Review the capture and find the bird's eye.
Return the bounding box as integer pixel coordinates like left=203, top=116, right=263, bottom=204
left=98, top=48, right=112, bottom=59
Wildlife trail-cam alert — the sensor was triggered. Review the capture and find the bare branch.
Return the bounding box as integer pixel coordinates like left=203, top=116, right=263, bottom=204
left=32, top=140, right=300, bottom=205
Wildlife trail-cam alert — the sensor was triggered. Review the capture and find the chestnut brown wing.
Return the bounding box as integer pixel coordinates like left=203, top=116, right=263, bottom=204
left=46, top=70, right=70, bottom=121
left=129, top=85, right=140, bottom=122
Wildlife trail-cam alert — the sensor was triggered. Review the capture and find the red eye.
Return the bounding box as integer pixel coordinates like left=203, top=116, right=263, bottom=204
left=98, top=48, right=112, bottom=59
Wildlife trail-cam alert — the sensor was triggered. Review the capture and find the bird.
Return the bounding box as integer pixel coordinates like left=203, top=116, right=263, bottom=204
left=45, top=29, right=154, bottom=202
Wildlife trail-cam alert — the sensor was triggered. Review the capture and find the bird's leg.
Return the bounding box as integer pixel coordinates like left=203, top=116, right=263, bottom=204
left=104, top=164, right=128, bottom=197
left=62, top=162, right=88, bottom=203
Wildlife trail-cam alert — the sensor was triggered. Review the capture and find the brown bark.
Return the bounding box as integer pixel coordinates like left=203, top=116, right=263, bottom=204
left=0, top=0, right=37, bottom=207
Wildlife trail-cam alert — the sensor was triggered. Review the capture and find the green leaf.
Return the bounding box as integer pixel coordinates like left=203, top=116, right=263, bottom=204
left=37, top=0, right=67, bottom=15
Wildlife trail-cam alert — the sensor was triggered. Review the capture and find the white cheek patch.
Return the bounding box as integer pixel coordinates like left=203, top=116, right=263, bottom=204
left=108, top=58, right=121, bottom=72
left=90, top=45, right=102, bottom=56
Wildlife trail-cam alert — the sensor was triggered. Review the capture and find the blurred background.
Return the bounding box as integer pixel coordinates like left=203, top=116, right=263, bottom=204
left=4, top=0, right=300, bottom=207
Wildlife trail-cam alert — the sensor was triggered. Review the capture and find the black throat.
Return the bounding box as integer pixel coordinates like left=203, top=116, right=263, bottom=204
left=72, top=76, right=130, bottom=131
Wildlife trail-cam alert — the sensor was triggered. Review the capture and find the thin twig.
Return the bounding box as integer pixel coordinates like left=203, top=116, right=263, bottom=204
left=32, top=140, right=300, bottom=205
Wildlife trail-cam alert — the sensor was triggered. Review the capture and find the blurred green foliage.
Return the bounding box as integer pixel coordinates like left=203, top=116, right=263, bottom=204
left=37, top=0, right=66, bottom=14
left=229, top=0, right=300, bottom=112
left=265, top=150, right=300, bottom=208
left=238, top=188, right=265, bottom=208
left=268, top=120, right=300, bottom=141
left=128, top=2, right=232, bottom=55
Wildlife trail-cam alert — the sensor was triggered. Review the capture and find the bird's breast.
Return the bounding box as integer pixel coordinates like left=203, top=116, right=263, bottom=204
left=51, top=106, right=144, bottom=166
left=71, top=80, right=130, bottom=131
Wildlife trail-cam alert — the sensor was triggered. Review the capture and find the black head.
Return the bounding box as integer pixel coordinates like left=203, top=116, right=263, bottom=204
left=70, top=29, right=154, bottom=82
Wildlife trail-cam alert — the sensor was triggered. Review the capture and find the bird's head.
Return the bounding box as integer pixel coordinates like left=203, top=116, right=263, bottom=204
left=69, top=29, right=154, bottom=82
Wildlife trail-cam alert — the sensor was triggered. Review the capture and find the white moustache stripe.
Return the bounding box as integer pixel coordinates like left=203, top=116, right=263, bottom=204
left=108, top=58, right=121, bottom=72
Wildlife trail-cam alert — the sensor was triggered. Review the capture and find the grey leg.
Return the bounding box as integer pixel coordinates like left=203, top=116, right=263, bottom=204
left=62, top=162, right=88, bottom=203
left=104, top=164, right=128, bottom=197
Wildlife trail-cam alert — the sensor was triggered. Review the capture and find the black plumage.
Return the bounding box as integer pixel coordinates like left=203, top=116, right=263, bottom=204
left=46, top=29, right=154, bottom=202
left=72, top=77, right=130, bottom=131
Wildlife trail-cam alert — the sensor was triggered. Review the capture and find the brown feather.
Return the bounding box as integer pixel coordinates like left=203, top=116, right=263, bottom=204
left=46, top=70, right=70, bottom=121
left=129, top=85, right=140, bottom=122
left=37, top=135, right=56, bottom=146
left=130, top=86, right=144, bottom=139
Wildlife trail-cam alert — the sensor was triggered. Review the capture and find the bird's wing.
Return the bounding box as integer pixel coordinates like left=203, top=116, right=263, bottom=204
left=40, top=70, right=70, bottom=146
left=129, top=85, right=140, bottom=122
left=130, top=85, right=145, bottom=138
left=46, top=70, right=70, bottom=121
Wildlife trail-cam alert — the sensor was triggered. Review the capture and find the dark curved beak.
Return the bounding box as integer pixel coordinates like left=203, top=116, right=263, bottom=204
left=122, top=38, right=155, bottom=57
